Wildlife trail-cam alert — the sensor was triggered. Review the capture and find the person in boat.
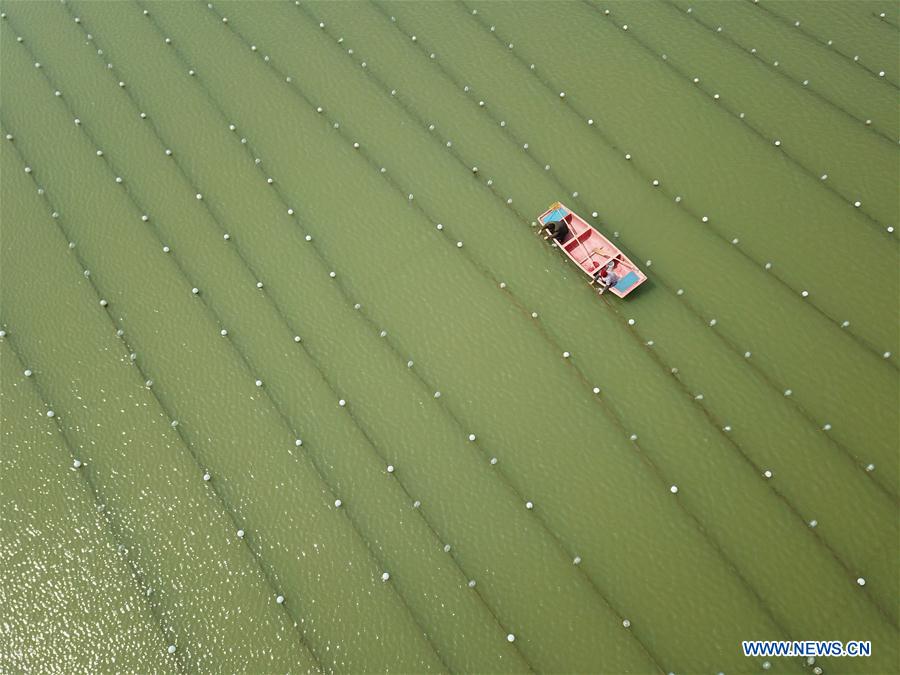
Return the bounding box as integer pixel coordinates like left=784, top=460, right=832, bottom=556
left=594, top=260, right=620, bottom=293
left=542, top=218, right=570, bottom=243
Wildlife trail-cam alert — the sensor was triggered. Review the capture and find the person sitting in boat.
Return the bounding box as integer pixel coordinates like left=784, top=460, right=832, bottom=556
left=542, top=219, right=570, bottom=243
left=594, top=260, right=620, bottom=293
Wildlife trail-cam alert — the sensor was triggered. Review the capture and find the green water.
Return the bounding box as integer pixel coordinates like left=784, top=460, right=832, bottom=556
left=1, top=1, right=897, bottom=673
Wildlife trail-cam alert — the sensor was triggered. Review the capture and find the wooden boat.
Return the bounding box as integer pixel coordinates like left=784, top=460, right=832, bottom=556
left=537, top=202, right=647, bottom=298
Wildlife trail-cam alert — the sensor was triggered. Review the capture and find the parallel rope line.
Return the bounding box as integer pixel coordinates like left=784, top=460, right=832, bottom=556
left=746, top=0, right=900, bottom=90
left=296, top=0, right=898, bottom=628
left=133, top=2, right=668, bottom=669
left=657, top=0, right=898, bottom=142
left=0, top=325, right=184, bottom=672
left=0, top=113, right=325, bottom=675
left=365, top=2, right=899, bottom=505
left=476, top=0, right=900, bottom=358
left=440, top=1, right=900, bottom=494
left=198, top=0, right=819, bottom=653
left=27, top=4, right=532, bottom=669
left=2, top=26, right=449, bottom=672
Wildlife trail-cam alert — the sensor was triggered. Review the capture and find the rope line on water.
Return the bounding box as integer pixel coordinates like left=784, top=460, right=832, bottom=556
left=134, top=2, right=661, bottom=668
left=450, top=0, right=900, bottom=491
left=304, top=0, right=900, bottom=629
left=0, top=329, right=185, bottom=670
left=18, top=5, right=533, bottom=669
left=471, top=0, right=900, bottom=356
left=658, top=0, right=899, bottom=141
left=0, top=112, right=326, bottom=673
left=745, top=0, right=900, bottom=90
left=193, top=0, right=824, bottom=651
left=366, top=1, right=900, bottom=503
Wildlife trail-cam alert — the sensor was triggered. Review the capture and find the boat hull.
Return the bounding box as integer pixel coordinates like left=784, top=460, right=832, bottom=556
left=538, top=202, right=647, bottom=298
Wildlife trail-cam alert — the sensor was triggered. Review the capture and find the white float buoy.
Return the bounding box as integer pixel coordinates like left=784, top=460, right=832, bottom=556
left=563, top=351, right=570, bottom=358
left=256, top=281, right=264, bottom=289
left=468, top=579, right=476, bottom=588
left=856, top=577, right=866, bottom=586
left=168, top=645, right=176, bottom=654
left=47, top=410, right=56, bottom=419
left=73, top=459, right=82, bottom=469
left=191, top=287, right=199, bottom=295
left=652, top=179, right=659, bottom=187
left=784, top=389, right=792, bottom=396
left=884, top=352, right=891, bottom=359
left=24, top=369, right=32, bottom=377
left=433, top=391, right=441, bottom=399
left=627, top=319, right=635, bottom=326
left=763, top=470, right=772, bottom=479
left=276, top=595, right=284, bottom=604
left=413, top=499, right=421, bottom=508
left=773, top=139, right=782, bottom=147
left=387, top=465, right=394, bottom=473
left=339, top=399, right=346, bottom=407
left=592, top=387, right=600, bottom=394
left=237, top=529, right=245, bottom=538
left=334, top=499, right=342, bottom=508
left=822, top=423, right=832, bottom=431
left=381, top=572, right=390, bottom=582
left=622, top=619, right=631, bottom=628
left=670, top=485, right=678, bottom=494
left=490, top=457, right=498, bottom=465
left=630, top=434, right=638, bottom=441
left=468, top=434, right=476, bottom=441
left=100, top=299, right=109, bottom=307
left=443, top=544, right=451, bottom=553
left=507, top=633, right=515, bottom=643
left=525, top=501, right=534, bottom=510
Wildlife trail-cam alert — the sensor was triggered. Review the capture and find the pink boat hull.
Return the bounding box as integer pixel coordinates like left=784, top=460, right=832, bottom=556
left=538, top=202, right=647, bottom=298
